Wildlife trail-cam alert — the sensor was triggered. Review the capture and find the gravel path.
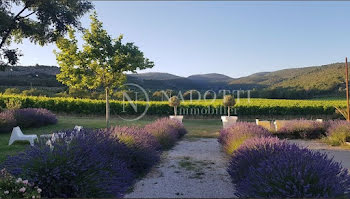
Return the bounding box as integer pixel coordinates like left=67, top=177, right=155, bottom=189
left=288, top=140, right=350, bottom=169
left=125, top=138, right=236, bottom=198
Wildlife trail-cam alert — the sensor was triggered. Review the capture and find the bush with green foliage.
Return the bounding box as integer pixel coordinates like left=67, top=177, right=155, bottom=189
left=0, top=95, right=346, bottom=116
left=0, top=169, right=41, bottom=199
left=21, top=88, right=43, bottom=97
left=3, top=88, right=21, bottom=95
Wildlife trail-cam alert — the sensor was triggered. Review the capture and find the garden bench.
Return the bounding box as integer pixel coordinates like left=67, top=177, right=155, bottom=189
left=9, top=126, right=38, bottom=146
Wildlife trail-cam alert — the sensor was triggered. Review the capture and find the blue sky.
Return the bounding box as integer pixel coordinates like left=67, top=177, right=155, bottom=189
left=10, top=1, right=350, bottom=78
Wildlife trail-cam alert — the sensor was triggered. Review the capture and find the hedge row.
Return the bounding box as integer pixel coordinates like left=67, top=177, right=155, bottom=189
left=0, top=95, right=345, bottom=116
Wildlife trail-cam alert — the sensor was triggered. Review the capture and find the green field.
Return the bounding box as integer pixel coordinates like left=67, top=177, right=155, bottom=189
left=0, top=115, right=222, bottom=162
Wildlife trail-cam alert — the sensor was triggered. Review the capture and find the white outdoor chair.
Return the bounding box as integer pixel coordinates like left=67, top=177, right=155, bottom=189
left=74, top=125, right=83, bottom=132
left=9, top=126, right=38, bottom=146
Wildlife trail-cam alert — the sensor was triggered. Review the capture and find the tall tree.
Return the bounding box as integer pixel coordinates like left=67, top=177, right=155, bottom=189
left=0, top=0, right=93, bottom=70
left=55, top=13, right=154, bottom=127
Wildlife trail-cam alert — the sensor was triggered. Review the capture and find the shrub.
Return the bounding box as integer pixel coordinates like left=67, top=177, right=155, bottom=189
left=218, top=122, right=270, bottom=155
left=5, top=98, right=22, bottom=110
left=0, top=108, right=57, bottom=133
left=275, top=119, right=326, bottom=139
left=109, top=126, right=160, bottom=176
left=14, top=108, right=57, bottom=128
left=0, top=95, right=344, bottom=116
left=0, top=110, right=16, bottom=133
left=163, top=118, right=187, bottom=138
left=21, top=88, right=43, bottom=97
left=3, top=129, right=134, bottom=198
left=229, top=137, right=350, bottom=198
left=0, top=169, right=41, bottom=199
left=324, top=120, right=350, bottom=146
left=3, top=88, right=21, bottom=95
left=144, top=118, right=180, bottom=150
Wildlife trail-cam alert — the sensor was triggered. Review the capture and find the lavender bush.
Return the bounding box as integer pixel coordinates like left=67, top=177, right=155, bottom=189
left=144, top=118, right=183, bottom=150
left=275, top=119, right=325, bottom=139
left=218, top=122, right=271, bottom=155
left=324, top=120, right=350, bottom=146
left=0, top=110, right=16, bottom=133
left=2, top=129, right=134, bottom=198
left=109, top=126, right=161, bottom=176
left=14, top=108, right=57, bottom=128
left=0, top=108, right=57, bottom=133
left=229, top=137, right=350, bottom=198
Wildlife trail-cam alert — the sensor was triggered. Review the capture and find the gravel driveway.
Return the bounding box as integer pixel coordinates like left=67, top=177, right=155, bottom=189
left=125, top=138, right=236, bottom=198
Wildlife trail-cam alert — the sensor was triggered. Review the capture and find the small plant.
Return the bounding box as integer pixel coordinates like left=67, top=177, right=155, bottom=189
left=223, top=95, right=235, bottom=116
left=0, top=169, right=41, bottom=199
left=228, top=137, right=350, bottom=198
left=218, top=122, right=270, bottom=155
left=3, top=129, right=134, bottom=198
left=169, top=96, right=180, bottom=116
left=5, top=98, right=22, bottom=110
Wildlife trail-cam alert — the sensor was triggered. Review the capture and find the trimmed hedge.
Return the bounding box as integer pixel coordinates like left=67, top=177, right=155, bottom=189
left=0, top=95, right=345, bottom=116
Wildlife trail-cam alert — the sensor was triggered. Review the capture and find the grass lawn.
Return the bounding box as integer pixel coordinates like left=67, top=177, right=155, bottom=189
left=0, top=115, right=222, bottom=162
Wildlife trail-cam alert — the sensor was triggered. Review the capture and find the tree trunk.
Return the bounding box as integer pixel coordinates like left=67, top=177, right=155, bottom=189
left=105, top=88, right=110, bottom=128
left=228, top=106, right=230, bottom=117
left=174, top=106, right=177, bottom=116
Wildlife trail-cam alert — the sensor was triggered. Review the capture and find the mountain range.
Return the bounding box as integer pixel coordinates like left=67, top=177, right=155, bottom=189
left=0, top=62, right=347, bottom=98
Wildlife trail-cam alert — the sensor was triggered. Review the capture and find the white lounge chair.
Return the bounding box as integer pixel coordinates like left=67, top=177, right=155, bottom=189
left=74, top=125, right=83, bottom=132
left=9, top=127, right=38, bottom=146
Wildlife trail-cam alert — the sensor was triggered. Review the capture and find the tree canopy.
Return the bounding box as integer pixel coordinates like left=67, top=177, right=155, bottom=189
left=55, top=12, right=154, bottom=126
left=0, top=0, right=93, bottom=70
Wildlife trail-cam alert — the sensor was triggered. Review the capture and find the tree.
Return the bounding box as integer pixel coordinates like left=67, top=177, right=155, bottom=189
left=0, top=0, right=93, bottom=70
left=223, top=95, right=236, bottom=117
left=55, top=13, right=154, bottom=127
left=169, top=96, right=180, bottom=116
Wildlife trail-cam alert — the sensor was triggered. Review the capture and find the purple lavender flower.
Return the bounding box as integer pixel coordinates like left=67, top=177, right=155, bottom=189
left=0, top=108, right=57, bottom=133
left=144, top=118, right=184, bottom=150
left=218, top=122, right=271, bottom=155
left=228, top=137, right=350, bottom=198
left=276, top=119, right=325, bottom=139
left=3, top=129, right=134, bottom=198
left=108, top=126, right=161, bottom=176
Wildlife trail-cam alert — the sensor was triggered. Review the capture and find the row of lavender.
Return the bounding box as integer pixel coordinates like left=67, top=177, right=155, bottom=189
left=0, top=108, right=57, bottom=133
left=272, top=119, right=350, bottom=146
left=0, top=118, right=187, bottom=198
left=219, top=122, right=350, bottom=198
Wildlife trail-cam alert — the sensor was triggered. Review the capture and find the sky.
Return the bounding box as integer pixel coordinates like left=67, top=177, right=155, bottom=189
left=9, top=1, right=350, bottom=78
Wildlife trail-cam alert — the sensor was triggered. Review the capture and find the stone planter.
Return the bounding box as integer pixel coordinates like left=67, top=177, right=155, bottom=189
left=221, top=116, right=238, bottom=129
left=170, top=115, right=184, bottom=123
